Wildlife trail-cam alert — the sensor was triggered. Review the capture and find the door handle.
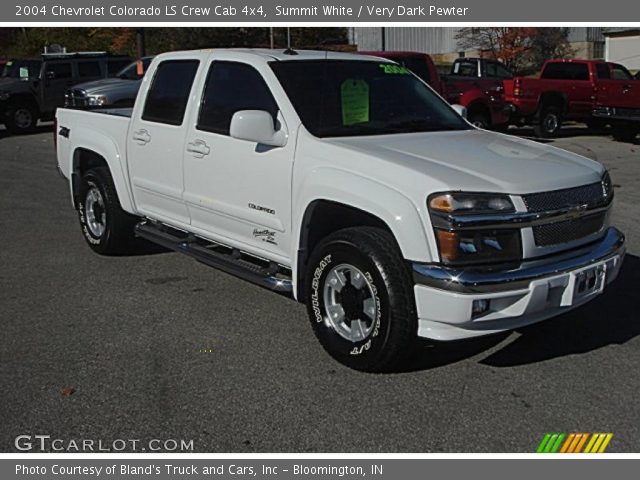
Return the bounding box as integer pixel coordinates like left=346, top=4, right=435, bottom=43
left=186, top=139, right=211, bottom=157
left=132, top=129, right=151, bottom=145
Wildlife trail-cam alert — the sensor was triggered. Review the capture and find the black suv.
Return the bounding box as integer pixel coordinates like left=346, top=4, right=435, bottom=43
left=0, top=53, right=130, bottom=134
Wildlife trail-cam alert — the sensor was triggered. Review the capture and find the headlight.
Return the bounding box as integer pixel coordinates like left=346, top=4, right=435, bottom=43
left=428, top=192, right=521, bottom=266
left=601, top=170, right=613, bottom=203
left=87, top=95, right=107, bottom=106
left=429, top=192, right=515, bottom=214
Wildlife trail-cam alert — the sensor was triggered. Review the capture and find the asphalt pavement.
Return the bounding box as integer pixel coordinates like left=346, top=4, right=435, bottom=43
left=0, top=125, right=638, bottom=452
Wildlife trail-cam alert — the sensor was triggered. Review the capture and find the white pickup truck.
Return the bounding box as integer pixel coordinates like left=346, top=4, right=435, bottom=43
left=56, top=49, right=626, bottom=371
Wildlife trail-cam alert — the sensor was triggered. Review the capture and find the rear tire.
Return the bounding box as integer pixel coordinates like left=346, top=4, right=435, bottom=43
left=77, top=167, right=137, bottom=255
left=467, top=111, right=491, bottom=130
left=304, top=227, right=417, bottom=372
left=5, top=103, right=38, bottom=134
left=534, top=105, right=563, bottom=138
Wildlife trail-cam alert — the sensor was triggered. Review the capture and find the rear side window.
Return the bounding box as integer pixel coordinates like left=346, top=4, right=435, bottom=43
left=47, top=62, right=72, bottom=79
left=197, top=62, right=278, bottom=136
left=452, top=60, right=478, bottom=77
left=596, top=63, right=610, bottom=79
left=542, top=63, right=590, bottom=80
left=142, top=60, right=199, bottom=126
left=78, top=61, right=101, bottom=77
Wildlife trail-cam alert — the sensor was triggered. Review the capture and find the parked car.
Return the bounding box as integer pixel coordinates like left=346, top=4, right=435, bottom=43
left=65, top=56, right=154, bottom=108
left=359, top=52, right=511, bottom=129
left=55, top=49, right=625, bottom=371
left=634, top=71, right=640, bottom=80
left=0, top=52, right=131, bottom=133
left=504, top=59, right=640, bottom=141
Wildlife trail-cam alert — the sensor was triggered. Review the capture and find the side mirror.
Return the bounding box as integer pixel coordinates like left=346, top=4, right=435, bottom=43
left=45, top=71, right=56, bottom=80
left=451, top=104, right=467, bottom=119
left=230, top=110, right=287, bottom=147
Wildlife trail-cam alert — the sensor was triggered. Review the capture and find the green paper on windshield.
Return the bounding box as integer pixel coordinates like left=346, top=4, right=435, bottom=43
left=19, top=67, right=29, bottom=78
left=341, top=79, right=369, bottom=126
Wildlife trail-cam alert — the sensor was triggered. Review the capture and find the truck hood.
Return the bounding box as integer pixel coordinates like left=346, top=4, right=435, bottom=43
left=72, top=78, right=140, bottom=94
left=328, top=129, right=604, bottom=194
left=0, top=77, right=33, bottom=93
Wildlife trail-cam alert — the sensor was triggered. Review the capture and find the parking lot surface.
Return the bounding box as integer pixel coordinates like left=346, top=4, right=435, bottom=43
left=0, top=125, right=638, bottom=452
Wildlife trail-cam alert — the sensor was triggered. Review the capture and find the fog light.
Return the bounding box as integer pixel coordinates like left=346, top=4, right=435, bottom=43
left=472, top=299, right=490, bottom=317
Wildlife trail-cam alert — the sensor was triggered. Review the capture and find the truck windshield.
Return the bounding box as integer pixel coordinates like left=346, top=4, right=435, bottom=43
left=117, top=57, right=153, bottom=80
left=270, top=60, right=470, bottom=138
left=1, top=60, right=42, bottom=79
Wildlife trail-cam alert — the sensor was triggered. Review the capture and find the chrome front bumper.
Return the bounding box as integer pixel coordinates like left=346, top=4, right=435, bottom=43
left=412, top=227, right=625, bottom=294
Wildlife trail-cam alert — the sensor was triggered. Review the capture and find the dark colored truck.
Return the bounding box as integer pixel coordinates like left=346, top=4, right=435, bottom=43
left=359, top=52, right=511, bottom=129
left=504, top=59, right=640, bottom=141
left=0, top=52, right=130, bottom=134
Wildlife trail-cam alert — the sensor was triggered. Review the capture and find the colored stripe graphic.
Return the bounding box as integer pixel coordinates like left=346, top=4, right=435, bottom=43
left=537, top=433, right=613, bottom=453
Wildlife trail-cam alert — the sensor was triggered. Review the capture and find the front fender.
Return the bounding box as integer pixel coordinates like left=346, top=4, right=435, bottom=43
left=293, top=166, right=436, bottom=265
left=69, top=126, right=135, bottom=214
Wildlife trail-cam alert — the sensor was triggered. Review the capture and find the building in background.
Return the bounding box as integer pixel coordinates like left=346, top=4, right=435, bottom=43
left=604, top=28, right=640, bottom=72
left=348, top=27, right=605, bottom=65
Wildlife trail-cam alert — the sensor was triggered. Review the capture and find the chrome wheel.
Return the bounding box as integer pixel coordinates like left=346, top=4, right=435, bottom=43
left=14, top=108, right=33, bottom=129
left=543, top=113, right=559, bottom=133
left=84, top=186, right=106, bottom=238
left=322, top=263, right=379, bottom=343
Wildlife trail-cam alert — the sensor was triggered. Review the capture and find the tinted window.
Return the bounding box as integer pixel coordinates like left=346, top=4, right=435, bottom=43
left=485, top=61, right=513, bottom=79
left=142, top=60, right=199, bottom=126
left=541, top=63, right=589, bottom=80
left=271, top=60, right=470, bottom=138
left=596, top=63, right=610, bottom=79
left=107, top=59, right=131, bottom=76
left=1, top=60, right=41, bottom=79
left=452, top=60, right=478, bottom=77
left=611, top=65, right=632, bottom=81
left=47, top=62, right=72, bottom=79
left=78, top=61, right=101, bottom=77
left=396, top=57, right=431, bottom=85
left=117, top=58, right=153, bottom=80
left=198, top=62, right=278, bottom=136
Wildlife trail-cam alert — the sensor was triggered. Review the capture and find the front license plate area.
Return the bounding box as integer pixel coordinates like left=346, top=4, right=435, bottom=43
left=572, top=264, right=606, bottom=302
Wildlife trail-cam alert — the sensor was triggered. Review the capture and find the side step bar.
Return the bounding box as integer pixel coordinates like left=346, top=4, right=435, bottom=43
left=135, top=221, right=293, bottom=294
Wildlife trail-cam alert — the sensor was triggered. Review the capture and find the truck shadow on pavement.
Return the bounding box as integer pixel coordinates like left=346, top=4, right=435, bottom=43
left=0, top=125, right=52, bottom=140
left=398, top=254, right=639, bottom=372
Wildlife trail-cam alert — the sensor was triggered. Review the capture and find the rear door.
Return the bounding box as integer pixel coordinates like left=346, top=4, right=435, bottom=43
left=182, top=58, right=295, bottom=261
left=126, top=57, right=201, bottom=225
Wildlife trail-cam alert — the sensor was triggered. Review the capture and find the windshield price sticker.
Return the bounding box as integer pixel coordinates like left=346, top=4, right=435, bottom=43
left=341, top=79, right=370, bottom=126
left=379, top=64, right=411, bottom=75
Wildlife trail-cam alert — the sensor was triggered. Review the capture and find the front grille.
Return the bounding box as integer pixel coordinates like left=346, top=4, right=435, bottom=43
left=522, top=182, right=604, bottom=213
left=533, top=211, right=606, bottom=247
left=65, top=89, right=88, bottom=108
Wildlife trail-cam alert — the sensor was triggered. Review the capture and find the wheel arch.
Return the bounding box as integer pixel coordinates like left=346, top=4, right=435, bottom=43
left=70, top=136, right=135, bottom=214
left=537, top=91, right=569, bottom=116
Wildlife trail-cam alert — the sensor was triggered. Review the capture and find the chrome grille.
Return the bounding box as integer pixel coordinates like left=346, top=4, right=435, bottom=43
left=533, top=212, right=606, bottom=247
left=65, top=89, right=88, bottom=108
left=522, top=182, right=604, bottom=213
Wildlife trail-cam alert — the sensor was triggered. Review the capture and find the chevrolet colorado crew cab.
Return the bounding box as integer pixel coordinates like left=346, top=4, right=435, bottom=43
left=55, top=49, right=626, bottom=371
left=504, top=59, right=640, bottom=140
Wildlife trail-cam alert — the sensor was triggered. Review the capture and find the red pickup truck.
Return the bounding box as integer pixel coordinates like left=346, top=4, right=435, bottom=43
left=360, top=52, right=511, bottom=129
left=504, top=59, right=640, bottom=141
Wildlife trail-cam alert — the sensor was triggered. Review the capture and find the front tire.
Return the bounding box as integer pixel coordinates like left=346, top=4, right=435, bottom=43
left=534, top=105, right=563, bottom=138
left=304, top=227, right=417, bottom=372
left=78, top=167, right=137, bottom=255
left=5, top=104, right=38, bottom=134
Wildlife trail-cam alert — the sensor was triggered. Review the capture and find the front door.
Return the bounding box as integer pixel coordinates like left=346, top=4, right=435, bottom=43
left=182, top=60, right=294, bottom=262
left=127, top=58, right=201, bottom=225
left=41, top=61, right=74, bottom=114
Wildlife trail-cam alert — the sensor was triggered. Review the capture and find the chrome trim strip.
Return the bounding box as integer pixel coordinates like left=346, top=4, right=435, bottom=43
left=430, top=203, right=611, bottom=231
left=412, top=227, right=625, bottom=294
